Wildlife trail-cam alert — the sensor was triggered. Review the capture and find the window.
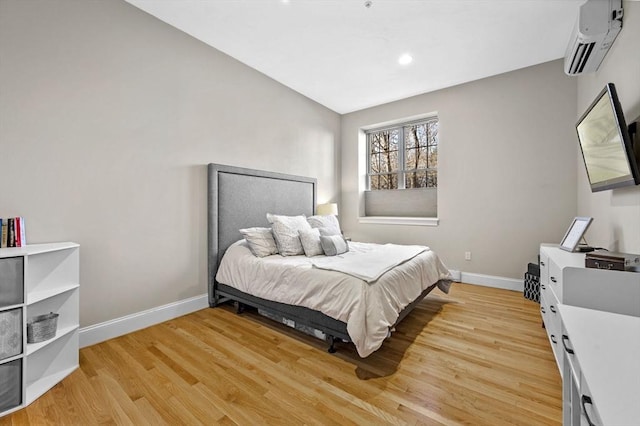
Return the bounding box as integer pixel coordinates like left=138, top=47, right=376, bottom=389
left=361, top=115, right=439, bottom=223
left=367, top=118, right=438, bottom=190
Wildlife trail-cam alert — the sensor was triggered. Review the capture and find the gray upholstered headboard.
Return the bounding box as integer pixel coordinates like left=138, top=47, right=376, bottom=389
left=207, top=163, right=317, bottom=304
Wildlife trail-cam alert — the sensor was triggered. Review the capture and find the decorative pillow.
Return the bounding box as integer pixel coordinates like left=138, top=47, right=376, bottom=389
left=239, top=227, right=278, bottom=257
left=266, top=214, right=312, bottom=256
left=307, top=214, right=341, bottom=236
left=298, top=228, right=324, bottom=257
left=320, top=235, right=349, bottom=256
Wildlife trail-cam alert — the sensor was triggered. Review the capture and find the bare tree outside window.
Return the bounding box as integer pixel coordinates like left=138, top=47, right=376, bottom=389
left=368, top=129, right=399, bottom=189
left=367, top=118, right=438, bottom=190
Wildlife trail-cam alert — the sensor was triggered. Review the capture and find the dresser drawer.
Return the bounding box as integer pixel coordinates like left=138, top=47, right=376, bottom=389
left=540, top=293, right=552, bottom=329
left=541, top=284, right=560, bottom=329
left=561, top=325, right=581, bottom=388
left=548, top=259, right=563, bottom=300
left=541, top=293, right=563, bottom=372
left=547, top=296, right=561, bottom=328
left=540, top=277, right=555, bottom=305
left=579, top=374, right=603, bottom=426
left=539, top=251, right=550, bottom=285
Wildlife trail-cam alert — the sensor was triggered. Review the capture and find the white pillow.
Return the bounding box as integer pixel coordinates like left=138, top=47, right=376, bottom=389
left=320, top=235, right=349, bottom=256
left=298, top=228, right=324, bottom=257
left=266, top=214, right=312, bottom=256
left=239, top=227, right=278, bottom=257
left=307, top=214, right=341, bottom=236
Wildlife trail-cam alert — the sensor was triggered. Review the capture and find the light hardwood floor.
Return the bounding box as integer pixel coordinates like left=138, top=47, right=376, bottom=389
left=1, top=283, right=561, bottom=425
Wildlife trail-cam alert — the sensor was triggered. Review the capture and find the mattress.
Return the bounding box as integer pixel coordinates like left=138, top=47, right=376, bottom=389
left=215, top=240, right=452, bottom=357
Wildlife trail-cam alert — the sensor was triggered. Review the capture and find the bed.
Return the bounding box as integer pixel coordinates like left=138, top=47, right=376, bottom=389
left=208, top=163, right=452, bottom=357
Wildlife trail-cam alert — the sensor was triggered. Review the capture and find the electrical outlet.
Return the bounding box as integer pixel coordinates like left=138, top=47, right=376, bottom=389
left=465, top=251, right=472, bottom=261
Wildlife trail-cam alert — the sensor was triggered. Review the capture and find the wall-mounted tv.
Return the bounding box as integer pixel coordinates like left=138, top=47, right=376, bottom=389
left=576, top=82, right=640, bottom=192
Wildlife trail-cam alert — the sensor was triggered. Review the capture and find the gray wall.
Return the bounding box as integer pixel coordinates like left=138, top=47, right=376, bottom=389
left=341, top=60, right=578, bottom=279
left=576, top=1, right=640, bottom=253
left=0, top=0, right=341, bottom=327
left=3, top=0, right=622, bottom=329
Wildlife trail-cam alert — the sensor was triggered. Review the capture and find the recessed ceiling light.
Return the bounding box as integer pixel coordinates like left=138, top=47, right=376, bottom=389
left=398, top=53, right=413, bottom=65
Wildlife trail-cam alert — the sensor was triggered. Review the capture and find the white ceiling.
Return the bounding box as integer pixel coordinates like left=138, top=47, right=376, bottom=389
left=125, top=0, right=585, bottom=114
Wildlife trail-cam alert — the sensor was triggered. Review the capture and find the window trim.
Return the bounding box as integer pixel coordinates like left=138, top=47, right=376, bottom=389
left=358, top=216, right=439, bottom=226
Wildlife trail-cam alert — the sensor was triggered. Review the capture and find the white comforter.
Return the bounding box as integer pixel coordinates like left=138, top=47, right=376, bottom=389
left=215, top=240, right=452, bottom=357
left=309, top=244, right=428, bottom=283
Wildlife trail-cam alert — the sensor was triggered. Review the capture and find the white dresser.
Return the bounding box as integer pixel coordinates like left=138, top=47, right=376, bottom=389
left=539, top=244, right=640, bottom=425
left=559, top=305, right=640, bottom=426
left=539, top=244, right=640, bottom=376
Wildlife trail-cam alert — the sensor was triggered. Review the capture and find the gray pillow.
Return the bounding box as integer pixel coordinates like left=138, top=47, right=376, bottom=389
left=239, top=227, right=278, bottom=257
left=266, top=214, right=312, bottom=256
left=320, top=235, right=349, bottom=256
left=307, top=214, right=341, bottom=236
left=298, top=228, right=324, bottom=257
left=318, top=227, right=339, bottom=237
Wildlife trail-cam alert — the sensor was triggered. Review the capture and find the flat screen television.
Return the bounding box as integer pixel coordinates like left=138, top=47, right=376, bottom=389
left=576, top=83, right=640, bottom=192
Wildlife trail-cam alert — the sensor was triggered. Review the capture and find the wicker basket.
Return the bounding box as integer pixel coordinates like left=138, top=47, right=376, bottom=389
left=27, top=313, right=59, bottom=344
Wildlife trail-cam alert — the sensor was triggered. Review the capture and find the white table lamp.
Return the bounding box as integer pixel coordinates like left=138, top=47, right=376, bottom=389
left=317, top=203, right=338, bottom=216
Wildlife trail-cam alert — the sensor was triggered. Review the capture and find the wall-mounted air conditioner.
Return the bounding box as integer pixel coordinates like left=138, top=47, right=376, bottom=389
left=564, top=0, right=623, bottom=75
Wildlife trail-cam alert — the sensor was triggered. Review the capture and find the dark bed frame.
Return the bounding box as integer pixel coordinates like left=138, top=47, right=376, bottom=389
left=207, top=163, right=437, bottom=353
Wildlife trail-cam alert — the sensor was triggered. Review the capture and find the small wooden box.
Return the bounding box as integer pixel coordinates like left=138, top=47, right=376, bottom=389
left=585, top=251, right=640, bottom=272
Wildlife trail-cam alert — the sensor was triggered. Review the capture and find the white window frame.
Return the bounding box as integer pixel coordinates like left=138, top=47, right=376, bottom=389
left=366, top=117, right=438, bottom=191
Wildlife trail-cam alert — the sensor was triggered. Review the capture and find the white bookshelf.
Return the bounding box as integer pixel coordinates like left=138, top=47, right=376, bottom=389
left=0, top=242, right=79, bottom=417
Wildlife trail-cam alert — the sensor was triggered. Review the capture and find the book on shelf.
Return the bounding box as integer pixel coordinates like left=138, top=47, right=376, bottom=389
left=15, top=217, right=21, bottom=247
left=7, top=218, right=15, bottom=247
left=0, top=217, right=26, bottom=248
left=0, top=219, right=5, bottom=248
left=0, top=221, right=6, bottom=248
left=19, top=217, right=26, bottom=247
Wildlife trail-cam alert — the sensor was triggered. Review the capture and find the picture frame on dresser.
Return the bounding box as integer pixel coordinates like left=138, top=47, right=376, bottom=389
left=559, top=216, right=592, bottom=252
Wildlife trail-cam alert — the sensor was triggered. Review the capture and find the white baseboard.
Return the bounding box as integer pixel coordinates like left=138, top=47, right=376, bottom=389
left=79, top=294, right=209, bottom=348
left=79, top=273, right=522, bottom=348
left=459, top=272, right=523, bottom=292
